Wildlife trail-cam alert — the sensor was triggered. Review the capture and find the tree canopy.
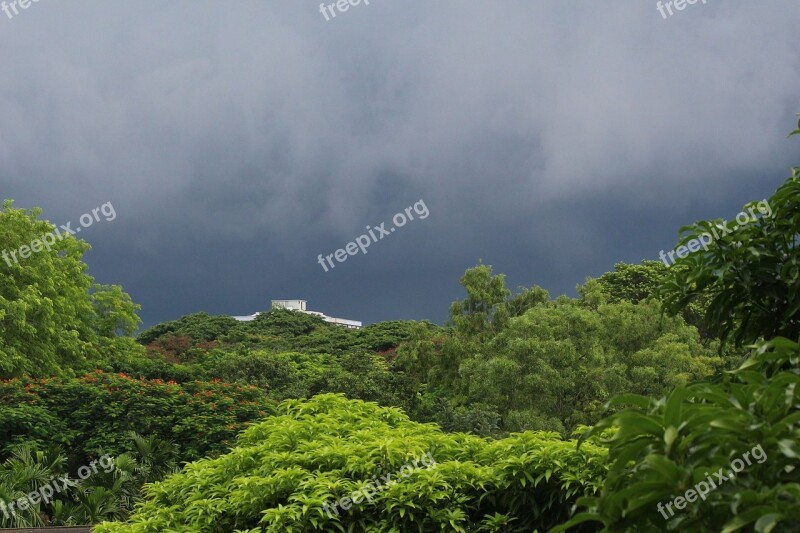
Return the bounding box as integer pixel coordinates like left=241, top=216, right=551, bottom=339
left=0, top=201, right=140, bottom=377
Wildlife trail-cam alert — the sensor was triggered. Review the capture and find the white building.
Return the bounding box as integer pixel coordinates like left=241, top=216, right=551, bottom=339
left=270, top=299, right=307, bottom=312
left=232, top=299, right=362, bottom=329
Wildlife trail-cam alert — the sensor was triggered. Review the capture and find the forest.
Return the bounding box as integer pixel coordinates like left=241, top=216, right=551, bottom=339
left=1, top=126, right=798, bottom=531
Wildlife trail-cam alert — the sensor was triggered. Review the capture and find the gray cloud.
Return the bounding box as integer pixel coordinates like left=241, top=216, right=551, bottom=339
left=0, top=1, right=797, bottom=327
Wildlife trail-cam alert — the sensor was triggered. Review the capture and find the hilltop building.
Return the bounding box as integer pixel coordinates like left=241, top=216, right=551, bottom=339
left=232, top=299, right=362, bottom=329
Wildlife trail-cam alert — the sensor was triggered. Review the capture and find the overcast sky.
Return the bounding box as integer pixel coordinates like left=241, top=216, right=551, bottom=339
left=1, top=1, right=798, bottom=328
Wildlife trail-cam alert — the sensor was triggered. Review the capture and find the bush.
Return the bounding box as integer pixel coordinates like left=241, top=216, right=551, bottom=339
left=95, top=394, right=608, bottom=532
left=0, top=372, right=276, bottom=464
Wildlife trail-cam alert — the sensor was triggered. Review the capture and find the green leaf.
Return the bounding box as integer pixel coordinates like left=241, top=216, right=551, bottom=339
left=754, top=513, right=783, bottom=533
left=777, top=439, right=799, bottom=459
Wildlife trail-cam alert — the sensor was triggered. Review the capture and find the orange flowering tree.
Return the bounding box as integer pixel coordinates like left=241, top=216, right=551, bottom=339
left=0, top=371, right=276, bottom=465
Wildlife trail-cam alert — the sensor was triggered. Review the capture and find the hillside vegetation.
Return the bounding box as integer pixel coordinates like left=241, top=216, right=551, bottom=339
left=0, top=122, right=798, bottom=531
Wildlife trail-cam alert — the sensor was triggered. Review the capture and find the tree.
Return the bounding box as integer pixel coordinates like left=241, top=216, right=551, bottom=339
left=560, top=120, right=800, bottom=532
left=560, top=338, right=800, bottom=532
left=583, top=261, right=711, bottom=340
left=448, top=262, right=511, bottom=339
left=658, top=140, right=800, bottom=347
left=91, top=285, right=141, bottom=338
left=504, top=285, right=551, bottom=318
left=246, top=308, right=326, bottom=338
left=0, top=201, right=104, bottom=377
left=136, top=312, right=239, bottom=345
left=0, top=371, right=275, bottom=464
left=463, top=297, right=718, bottom=432
left=592, top=261, right=669, bottom=304
left=90, top=285, right=146, bottom=363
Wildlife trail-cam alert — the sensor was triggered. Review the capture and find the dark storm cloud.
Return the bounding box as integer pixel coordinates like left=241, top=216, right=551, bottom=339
left=0, top=1, right=798, bottom=327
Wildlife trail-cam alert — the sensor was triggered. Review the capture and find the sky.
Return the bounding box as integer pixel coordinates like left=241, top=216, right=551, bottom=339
left=1, top=1, right=798, bottom=328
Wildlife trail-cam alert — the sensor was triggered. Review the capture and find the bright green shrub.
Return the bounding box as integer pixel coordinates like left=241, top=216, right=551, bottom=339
left=95, top=394, right=608, bottom=532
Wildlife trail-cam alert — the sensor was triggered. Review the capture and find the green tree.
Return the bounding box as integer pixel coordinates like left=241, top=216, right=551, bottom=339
left=91, top=284, right=146, bottom=363
left=245, top=308, right=326, bottom=339
left=136, top=312, right=239, bottom=345
left=584, top=261, right=711, bottom=339
left=448, top=263, right=511, bottom=340
left=591, top=261, right=669, bottom=304
left=560, top=120, right=800, bottom=532
left=0, top=371, right=275, bottom=464
left=503, top=285, right=551, bottom=318
left=468, top=297, right=718, bottom=431
left=659, top=150, right=800, bottom=347
left=91, top=285, right=141, bottom=338
left=0, top=201, right=104, bottom=377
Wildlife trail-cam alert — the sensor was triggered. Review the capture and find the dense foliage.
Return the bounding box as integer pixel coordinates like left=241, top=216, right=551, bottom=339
left=0, top=371, right=275, bottom=464
left=137, top=309, right=429, bottom=358
left=396, top=264, right=725, bottom=435
left=584, top=261, right=712, bottom=339
left=560, top=126, right=800, bottom=531
left=0, top=201, right=141, bottom=377
left=3, top=117, right=798, bottom=530
left=95, top=394, right=608, bottom=533
left=659, top=170, right=800, bottom=348
left=0, top=435, right=178, bottom=528
left=558, top=338, right=800, bottom=532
